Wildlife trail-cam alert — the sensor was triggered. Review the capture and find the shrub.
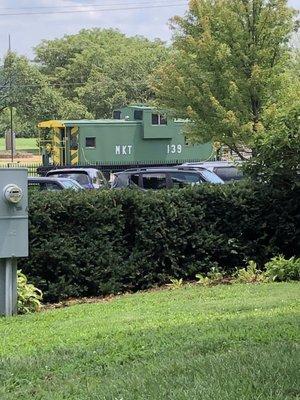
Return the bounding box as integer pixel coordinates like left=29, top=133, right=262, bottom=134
left=17, top=270, right=43, bottom=314
left=20, top=182, right=300, bottom=302
left=265, top=255, right=300, bottom=282
left=167, top=278, right=184, bottom=289
left=196, top=267, right=225, bottom=286
left=234, top=261, right=267, bottom=283
left=245, top=103, right=300, bottom=189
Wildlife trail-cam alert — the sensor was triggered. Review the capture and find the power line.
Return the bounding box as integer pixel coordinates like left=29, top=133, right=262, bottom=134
left=0, top=2, right=188, bottom=17
left=0, top=0, right=165, bottom=11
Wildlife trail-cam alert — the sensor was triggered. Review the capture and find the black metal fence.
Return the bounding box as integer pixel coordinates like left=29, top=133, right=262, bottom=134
left=0, top=158, right=218, bottom=178
left=0, top=163, right=42, bottom=176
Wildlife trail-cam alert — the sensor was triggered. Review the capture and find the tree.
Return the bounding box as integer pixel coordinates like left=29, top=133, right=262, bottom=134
left=245, top=49, right=300, bottom=187
left=0, top=53, right=52, bottom=119
left=0, top=108, right=33, bottom=137
left=0, top=52, right=91, bottom=135
left=35, top=28, right=169, bottom=118
left=151, top=0, right=298, bottom=158
left=245, top=111, right=299, bottom=188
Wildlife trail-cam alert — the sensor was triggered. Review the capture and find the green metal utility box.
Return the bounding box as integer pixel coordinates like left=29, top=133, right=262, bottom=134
left=0, top=168, right=28, bottom=316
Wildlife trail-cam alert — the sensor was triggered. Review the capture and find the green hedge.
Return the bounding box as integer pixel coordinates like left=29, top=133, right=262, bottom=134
left=20, top=183, right=300, bottom=302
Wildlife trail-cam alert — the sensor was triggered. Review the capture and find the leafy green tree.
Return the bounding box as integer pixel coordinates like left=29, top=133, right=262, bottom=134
left=0, top=53, right=54, bottom=120
left=0, top=108, right=32, bottom=137
left=0, top=52, right=91, bottom=135
left=151, top=0, right=297, bottom=158
left=245, top=114, right=299, bottom=187
left=35, top=29, right=169, bottom=118
left=245, top=50, right=300, bottom=187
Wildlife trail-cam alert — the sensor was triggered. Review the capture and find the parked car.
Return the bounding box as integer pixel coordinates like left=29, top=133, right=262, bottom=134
left=111, top=167, right=224, bottom=190
left=28, top=177, right=83, bottom=191
left=181, top=161, right=244, bottom=182
left=45, top=168, right=108, bottom=189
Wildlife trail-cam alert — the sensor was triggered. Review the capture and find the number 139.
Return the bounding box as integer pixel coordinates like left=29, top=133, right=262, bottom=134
left=167, top=144, right=182, bottom=154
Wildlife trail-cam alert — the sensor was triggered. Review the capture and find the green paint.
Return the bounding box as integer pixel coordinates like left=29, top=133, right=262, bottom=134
left=44, top=105, right=214, bottom=165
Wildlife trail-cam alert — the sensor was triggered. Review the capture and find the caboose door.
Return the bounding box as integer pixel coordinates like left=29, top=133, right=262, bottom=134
left=52, top=127, right=67, bottom=165
left=68, top=126, right=79, bottom=166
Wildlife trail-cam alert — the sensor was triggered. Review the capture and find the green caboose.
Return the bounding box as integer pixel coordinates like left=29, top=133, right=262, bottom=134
left=38, top=105, right=214, bottom=166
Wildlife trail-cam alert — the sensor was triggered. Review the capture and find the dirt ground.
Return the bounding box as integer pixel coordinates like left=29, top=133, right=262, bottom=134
left=0, top=153, right=42, bottom=165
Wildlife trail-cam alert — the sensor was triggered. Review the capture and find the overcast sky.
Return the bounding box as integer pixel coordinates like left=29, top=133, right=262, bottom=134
left=0, top=0, right=299, bottom=59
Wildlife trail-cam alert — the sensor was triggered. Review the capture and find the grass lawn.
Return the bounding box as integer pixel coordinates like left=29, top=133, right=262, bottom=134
left=0, top=283, right=299, bottom=400
left=0, top=138, right=38, bottom=151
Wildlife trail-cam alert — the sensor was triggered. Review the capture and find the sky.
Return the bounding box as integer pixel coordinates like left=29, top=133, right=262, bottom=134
left=0, top=0, right=299, bottom=59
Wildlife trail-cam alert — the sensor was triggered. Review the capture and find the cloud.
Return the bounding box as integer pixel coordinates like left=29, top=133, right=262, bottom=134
left=0, top=0, right=298, bottom=59
left=0, top=0, right=186, bottom=58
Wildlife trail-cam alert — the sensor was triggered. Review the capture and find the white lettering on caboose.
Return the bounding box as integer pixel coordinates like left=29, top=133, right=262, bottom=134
left=115, top=145, right=133, bottom=155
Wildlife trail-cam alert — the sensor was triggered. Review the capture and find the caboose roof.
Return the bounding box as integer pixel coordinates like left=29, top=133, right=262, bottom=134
left=38, top=119, right=140, bottom=128
left=64, top=119, right=139, bottom=126
left=124, top=105, right=152, bottom=110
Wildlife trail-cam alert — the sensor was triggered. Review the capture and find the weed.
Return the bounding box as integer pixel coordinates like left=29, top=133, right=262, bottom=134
left=234, top=261, right=267, bottom=284
left=17, top=270, right=43, bottom=314
left=196, top=267, right=225, bottom=286
left=167, top=278, right=184, bottom=289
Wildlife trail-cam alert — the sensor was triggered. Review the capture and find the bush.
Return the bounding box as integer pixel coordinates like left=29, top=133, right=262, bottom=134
left=196, top=267, right=225, bottom=286
left=243, top=76, right=300, bottom=190
left=20, top=182, right=300, bottom=302
left=265, top=255, right=300, bottom=282
left=234, top=261, right=267, bottom=283
left=17, top=270, right=43, bottom=314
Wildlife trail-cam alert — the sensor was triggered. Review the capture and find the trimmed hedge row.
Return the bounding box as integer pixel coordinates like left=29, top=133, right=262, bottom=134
left=20, top=183, right=300, bottom=302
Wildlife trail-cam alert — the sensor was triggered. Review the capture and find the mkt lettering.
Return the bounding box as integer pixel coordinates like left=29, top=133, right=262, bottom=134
left=115, top=145, right=133, bottom=155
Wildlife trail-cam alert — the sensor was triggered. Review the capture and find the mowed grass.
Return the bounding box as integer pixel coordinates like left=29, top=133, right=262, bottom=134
left=0, top=283, right=299, bottom=400
left=0, top=138, right=38, bottom=151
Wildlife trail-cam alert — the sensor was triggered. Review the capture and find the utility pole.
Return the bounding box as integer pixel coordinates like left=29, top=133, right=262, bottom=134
left=8, top=34, right=14, bottom=163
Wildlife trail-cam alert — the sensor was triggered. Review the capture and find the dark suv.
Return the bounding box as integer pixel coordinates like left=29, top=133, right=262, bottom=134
left=112, top=167, right=224, bottom=190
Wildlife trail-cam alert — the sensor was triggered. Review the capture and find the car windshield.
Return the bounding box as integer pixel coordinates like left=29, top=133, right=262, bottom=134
left=199, top=170, right=224, bottom=183
left=214, top=167, right=243, bottom=181
left=49, top=173, right=90, bottom=187
left=141, top=173, right=167, bottom=190
left=60, top=179, right=82, bottom=190
left=170, top=172, right=204, bottom=188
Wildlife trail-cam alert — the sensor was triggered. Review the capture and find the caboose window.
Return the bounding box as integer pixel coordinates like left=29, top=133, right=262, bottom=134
left=85, top=137, right=96, bottom=148
left=152, top=114, right=167, bottom=125
left=113, top=110, right=121, bottom=119
left=152, top=114, right=159, bottom=125
left=134, top=110, right=143, bottom=120
left=160, top=115, right=167, bottom=125
left=70, top=130, right=78, bottom=150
